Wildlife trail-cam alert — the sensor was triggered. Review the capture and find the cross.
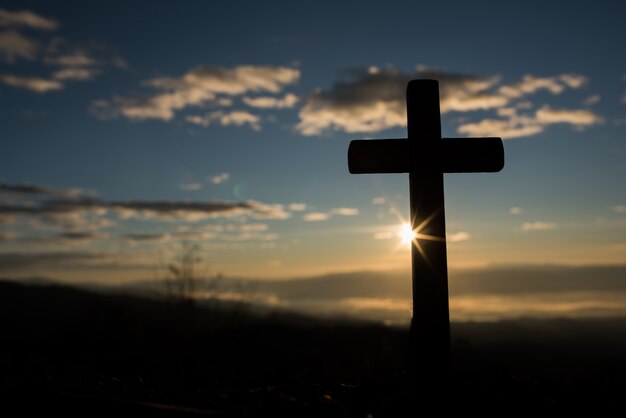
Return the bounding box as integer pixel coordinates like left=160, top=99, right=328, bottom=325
left=347, top=79, right=504, bottom=373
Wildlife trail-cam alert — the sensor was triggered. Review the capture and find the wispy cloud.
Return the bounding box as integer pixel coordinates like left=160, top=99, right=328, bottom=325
left=1, top=73, right=63, bottom=92
left=0, top=182, right=290, bottom=224
left=458, top=105, right=603, bottom=139
left=95, top=65, right=299, bottom=123
left=302, top=207, right=359, bottom=221
left=447, top=231, right=470, bottom=242
left=510, top=207, right=523, bottom=215
left=0, top=9, right=59, bottom=31
left=583, top=94, right=601, bottom=105
left=243, top=93, right=298, bottom=109
left=0, top=182, right=92, bottom=198
left=303, top=212, right=330, bottom=222
left=522, top=221, right=556, bottom=231
left=209, top=172, right=230, bottom=184
left=0, top=9, right=125, bottom=91
left=288, top=203, right=307, bottom=211
left=179, top=182, right=203, bottom=191
left=372, top=197, right=386, bottom=205
left=535, top=106, right=603, bottom=126
left=0, top=29, right=39, bottom=62
left=331, top=207, right=359, bottom=216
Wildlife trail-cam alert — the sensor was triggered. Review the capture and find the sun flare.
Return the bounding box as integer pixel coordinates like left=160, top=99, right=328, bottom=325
left=400, top=223, right=416, bottom=246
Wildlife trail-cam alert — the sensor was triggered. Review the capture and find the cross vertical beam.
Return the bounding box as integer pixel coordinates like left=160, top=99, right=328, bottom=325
left=346, top=79, right=504, bottom=376
left=407, top=80, right=450, bottom=372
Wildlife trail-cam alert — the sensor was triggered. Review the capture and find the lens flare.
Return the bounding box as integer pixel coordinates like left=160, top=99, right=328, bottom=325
left=400, top=223, right=416, bottom=246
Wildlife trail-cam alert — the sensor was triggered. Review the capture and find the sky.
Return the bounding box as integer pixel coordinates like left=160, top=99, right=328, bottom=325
left=1, top=1, right=625, bottom=320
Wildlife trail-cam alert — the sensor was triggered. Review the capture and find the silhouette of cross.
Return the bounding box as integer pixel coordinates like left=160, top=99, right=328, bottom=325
left=348, top=79, right=504, bottom=373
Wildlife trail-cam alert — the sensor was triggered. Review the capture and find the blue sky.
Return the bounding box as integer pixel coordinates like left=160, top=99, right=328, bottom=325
left=0, top=0, right=625, bottom=286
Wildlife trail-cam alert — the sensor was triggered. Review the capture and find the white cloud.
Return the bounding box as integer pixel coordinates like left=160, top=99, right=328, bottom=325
left=522, top=221, right=556, bottom=231
left=99, top=65, right=300, bottom=122
left=332, top=207, right=359, bottom=216
left=0, top=9, right=58, bottom=31
left=288, top=203, right=307, bottom=211
left=210, top=172, right=230, bottom=184
left=179, top=182, right=202, bottom=191
left=535, top=106, right=604, bottom=126
left=457, top=115, right=543, bottom=139
left=372, top=197, right=386, bottom=205
left=1, top=74, right=63, bottom=92
left=0, top=30, right=39, bottom=62
left=215, top=110, right=261, bottom=130
left=243, top=93, right=299, bottom=108
left=447, top=231, right=470, bottom=242
left=510, top=207, right=522, bottom=215
left=458, top=104, right=603, bottom=139
left=498, top=74, right=581, bottom=98
left=303, top=212, right=330, bottom=222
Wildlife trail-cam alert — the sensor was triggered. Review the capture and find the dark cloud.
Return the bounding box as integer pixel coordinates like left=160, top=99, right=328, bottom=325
left=0, top=183, right=89, bottom=198
left=0, top=182, right=289, bottom=221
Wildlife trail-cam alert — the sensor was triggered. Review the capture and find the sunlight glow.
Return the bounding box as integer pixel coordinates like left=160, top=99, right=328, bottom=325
left=400, top=223, right=416, bottom=246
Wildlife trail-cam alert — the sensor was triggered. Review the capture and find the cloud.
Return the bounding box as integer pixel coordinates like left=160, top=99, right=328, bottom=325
left=210, top=172, right=230, bottom=184
left=583, top=94, right=601, bottom=105
left=447, top=231, right=470, bottom=242
left=457, top=115, right=544, bottom=139
left=52, top=67, right=99, bottom=81
left=0, top=30, right=39, bottom=62
left=97, top=65, right=300, bottom=122
left=0, top=182, right=90, bottom=198
left=0, top=182, right=290, bottom=222
left=331, top=207, right=359, bottom=216
left=0, top=12, right=126, bottom=91
left=179, top=182, right=203, bottom=191
left=499, top=74, right=585, bottom=98
left=458, top=105, right=603, bottom=139
left=0, top=9, right=59, bottom=31
left=303, top=212, right=330, bottom=222
left=522, top=221, right=556, bottom=231
left=288, top=203, right=306, bottom=211
left=1, top=73, right=63, bottom=92
left=297, top=66, right=511, bottom=136
left=510, top=207, right=522, bottom=215
left=535, top=106, right=604, bottom=126
left=297, top=66, right=593, bottom=138
left=243, top=93, right=299, bottom=108
left=186, top=110, right=261, bottom=130
left=372, top=197, right=386, bottom=205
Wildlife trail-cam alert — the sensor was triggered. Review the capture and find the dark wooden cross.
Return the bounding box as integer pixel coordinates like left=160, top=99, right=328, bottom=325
left=347, top=79, right=504, bottom=373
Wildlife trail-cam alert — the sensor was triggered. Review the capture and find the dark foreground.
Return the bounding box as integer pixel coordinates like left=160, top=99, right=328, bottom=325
left=1, top=280, right=625, bottom=416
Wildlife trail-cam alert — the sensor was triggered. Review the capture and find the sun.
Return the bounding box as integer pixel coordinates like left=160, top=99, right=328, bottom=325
left=400, top=223, right=416, bottom=246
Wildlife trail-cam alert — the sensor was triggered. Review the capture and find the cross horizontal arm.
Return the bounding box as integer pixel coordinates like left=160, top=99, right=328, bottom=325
left=348, top=137, right=504, bottom=174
